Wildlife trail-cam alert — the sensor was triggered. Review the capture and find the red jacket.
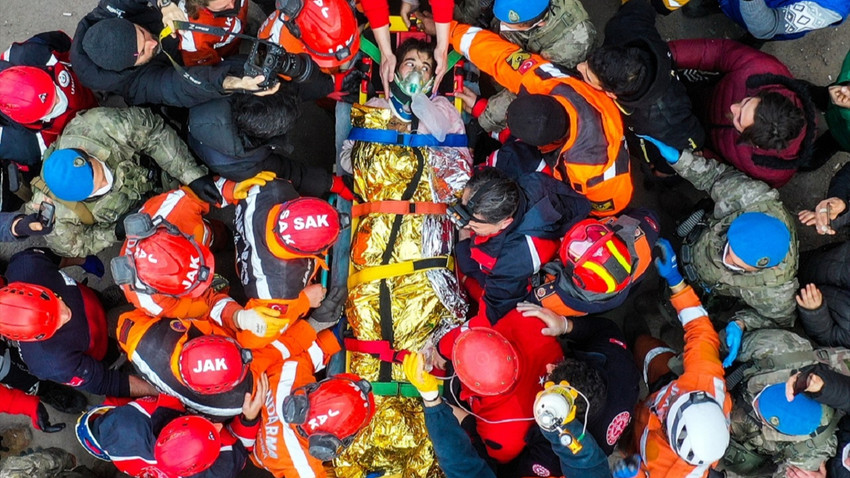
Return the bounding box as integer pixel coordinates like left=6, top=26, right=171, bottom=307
left=669, top=39, right=814, bottom=188
left=0, top=385, right=40, bottom=427
left=440, top=310, right=564, bottom=464
left=178, top=1, right=250, bottom=66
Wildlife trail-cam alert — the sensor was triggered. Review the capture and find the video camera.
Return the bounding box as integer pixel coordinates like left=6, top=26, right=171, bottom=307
left=244, top=39, right=315, bottom=88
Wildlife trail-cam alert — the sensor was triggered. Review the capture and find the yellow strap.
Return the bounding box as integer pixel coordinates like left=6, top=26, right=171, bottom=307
left=348, top=256, right=454, bottom=288
left=30, top=177, right=95, bottom=225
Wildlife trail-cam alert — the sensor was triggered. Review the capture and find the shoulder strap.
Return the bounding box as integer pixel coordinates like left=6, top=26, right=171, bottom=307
left=30, top=176, right=95, bottom=225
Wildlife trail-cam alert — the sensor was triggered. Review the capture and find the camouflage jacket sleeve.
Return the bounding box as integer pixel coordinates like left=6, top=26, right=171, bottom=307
left=24, top=193, right=116, bottom=257
left=731, top=276, right=799, bottom=330
left=111, top=107, right=208, bottom=186
left=671, top=150, right=780, bottom=220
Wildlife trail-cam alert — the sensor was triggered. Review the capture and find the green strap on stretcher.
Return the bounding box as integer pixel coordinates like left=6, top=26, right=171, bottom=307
left=370, top=381, right=443, bottom=398
left=359, top=38, right=463, bottom=69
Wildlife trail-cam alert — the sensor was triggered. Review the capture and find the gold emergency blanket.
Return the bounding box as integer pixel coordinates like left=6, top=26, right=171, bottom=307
left=335, top=104, right=469, bottom=478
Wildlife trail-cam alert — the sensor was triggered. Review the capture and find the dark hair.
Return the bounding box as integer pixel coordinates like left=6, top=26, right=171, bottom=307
left=232, top=90, right=300, bottom=143
left=739, top=90, right=804, bottom=151
left=465, top=167, right=520, bottom=223
left=548, top=358, right=607, bottom=423
left=586, top=46, right=648, bottom=97
left=395, top=38, right=436, bottom=73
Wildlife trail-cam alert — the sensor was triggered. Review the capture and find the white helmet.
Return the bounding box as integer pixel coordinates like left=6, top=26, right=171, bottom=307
left=665, top=391, right=729, bottom=465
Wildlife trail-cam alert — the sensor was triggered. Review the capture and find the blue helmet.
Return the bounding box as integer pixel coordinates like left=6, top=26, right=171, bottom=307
left=727, top=212, right=791, bottom=268
left=43, top=148, right=95, bottom=201
left=756, top=383, right=823, bottom=436
left=493, top=0, right=548, bottom=24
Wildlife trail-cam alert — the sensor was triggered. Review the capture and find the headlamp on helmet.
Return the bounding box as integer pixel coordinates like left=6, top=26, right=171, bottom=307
left=281, top=374, right=376, bottom=461
left=111, top=213, right=214, bottom=298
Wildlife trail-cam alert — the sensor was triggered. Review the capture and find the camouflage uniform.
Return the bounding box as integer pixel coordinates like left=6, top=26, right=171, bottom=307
left=0, top=447, right=91, bottom=478
left=673, top=150, right=798, bottom=330
left=722, top=329, right=841, bottom=477
left=478, top=0, right=597, bottom=132
left=23, top=107, right=207, bottom=257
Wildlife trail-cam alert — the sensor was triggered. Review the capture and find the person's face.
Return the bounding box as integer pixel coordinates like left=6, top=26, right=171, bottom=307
left=58, top=298, right=73, bottom=327
left=397, top=50, right=434, bottom=83
left=460, top=187, right=513, bottom=237
left=576, top=61, right=604, bottom=91
left=730, top=96, right=761, bottom=133
left=723, top=243, right=759, bottom=272
left=88, top=156, right=110, bottom=193
left=206, top=0, right=237, bottom=11
left=134, top=25, right=159, bottom=66
left=499, top=17, right=545, bottom=32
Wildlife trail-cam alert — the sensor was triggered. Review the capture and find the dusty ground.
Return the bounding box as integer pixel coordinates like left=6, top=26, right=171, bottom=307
left=0, top=0, right=848, bottom=476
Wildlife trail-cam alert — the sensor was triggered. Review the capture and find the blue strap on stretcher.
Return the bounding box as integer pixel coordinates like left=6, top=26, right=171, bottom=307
left=348, top=127, right=468, bottom=148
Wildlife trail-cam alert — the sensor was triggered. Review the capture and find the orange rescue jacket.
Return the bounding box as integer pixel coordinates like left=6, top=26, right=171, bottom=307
left=450, top=22, right=633, bottom=216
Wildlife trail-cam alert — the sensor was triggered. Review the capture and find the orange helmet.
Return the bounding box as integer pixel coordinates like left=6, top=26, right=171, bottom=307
left=559, top=219, right=633, bottom=294
left=274, top=0, right=360, bottom=68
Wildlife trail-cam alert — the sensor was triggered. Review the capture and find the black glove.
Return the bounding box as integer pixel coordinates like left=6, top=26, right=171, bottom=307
left=113, top=210, right=138, bottom=241
left=36, top=403, right=65, bottom=433
left=12, top=213, right=53, bottom=237
left=311, top=286, right=346, bottom=323
left=188, top=175, right=223, bottom=205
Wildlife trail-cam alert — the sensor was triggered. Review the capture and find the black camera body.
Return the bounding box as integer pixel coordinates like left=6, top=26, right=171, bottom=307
left=244, top=39, right=314, bottom=88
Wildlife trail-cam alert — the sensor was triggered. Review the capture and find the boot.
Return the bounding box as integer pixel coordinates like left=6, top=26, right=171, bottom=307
left=36, top=381, right=88, bottom=415
left=681, top=0, right=721, bottom=17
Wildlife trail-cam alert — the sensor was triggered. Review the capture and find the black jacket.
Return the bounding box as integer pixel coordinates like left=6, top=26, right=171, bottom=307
left=602, top=0, right=704, bottom=166
left=829, top=415, right=850, bottom=478
left=799, top=241, right=850, bottom=347
left=188, top=97, right=332, bottom=197
left=70, top=0, right=239, bottom=108
left=456, top=173, right=591, bottom=324
left=7, top=248, right=131, bottom=396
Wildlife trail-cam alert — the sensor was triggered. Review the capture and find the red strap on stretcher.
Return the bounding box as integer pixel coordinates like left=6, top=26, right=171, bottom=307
left=343, top=338, right=447, bottom=377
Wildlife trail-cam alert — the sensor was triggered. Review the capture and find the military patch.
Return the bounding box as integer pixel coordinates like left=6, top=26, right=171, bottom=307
left=118, top=318, right=134, bottom=345
left=506, top=50, right=532, bottom=71
left=508, top=9, right=520, bottom=22
left=590, top=199, right=615, bottom=213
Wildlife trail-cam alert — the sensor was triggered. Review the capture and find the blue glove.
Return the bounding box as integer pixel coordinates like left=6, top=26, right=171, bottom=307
left=637, top=135, right=681, bottom=164
left=723, top=321, right=743, bottom=368
left=82, top=255, right=105, bottom=278
left=653, top=238, right=684, bottom=288
left=612, top=454, right=641, bottom=478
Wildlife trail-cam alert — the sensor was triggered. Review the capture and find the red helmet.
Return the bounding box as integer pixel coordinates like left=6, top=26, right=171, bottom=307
left=0, top=66, right=56, bottom=124
left=282, top=373, right=375, bottom=461
left=112, top=215, right=214, bottom=298
left=178, top=335, right=252, bottom=395
left=559, top=219, right=633, bottom=294
left=0, top=282, right=64, bottom=341
left=155, top=415, right=221, bottom=475
left=453, top=328, right=519, bottom=396
left=276, top=0, right=360, bottom=68
left=267, top=197, right=341, bottom=258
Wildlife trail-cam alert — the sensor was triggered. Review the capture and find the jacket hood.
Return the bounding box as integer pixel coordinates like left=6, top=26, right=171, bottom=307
left=615, top=38, right=672, bottom=109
